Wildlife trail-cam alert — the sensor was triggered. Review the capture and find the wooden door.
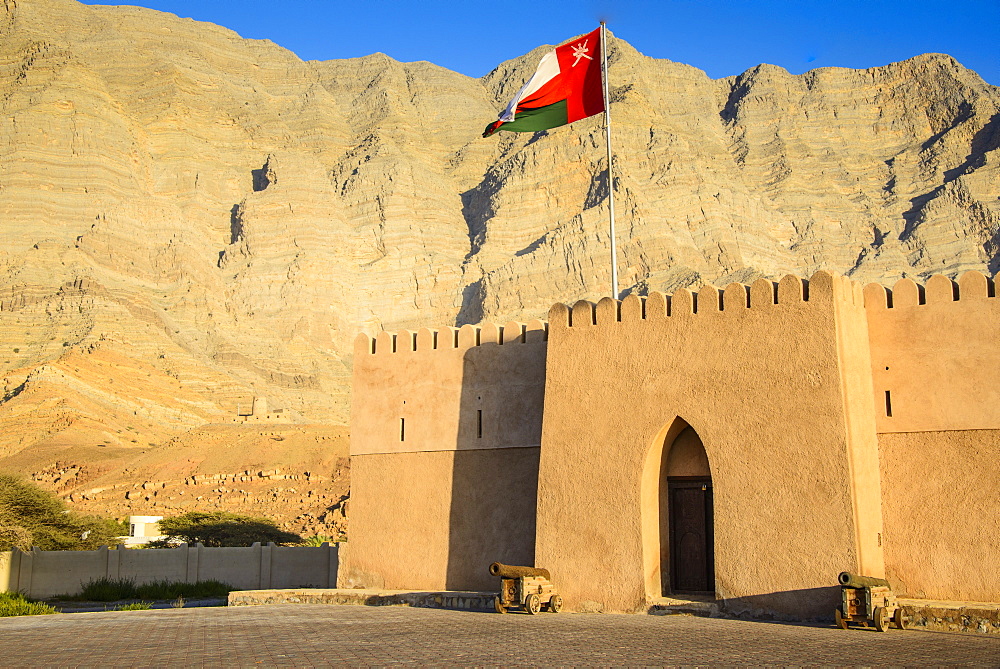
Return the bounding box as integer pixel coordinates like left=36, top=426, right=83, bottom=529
left=669, top=478, right=714, bottom=594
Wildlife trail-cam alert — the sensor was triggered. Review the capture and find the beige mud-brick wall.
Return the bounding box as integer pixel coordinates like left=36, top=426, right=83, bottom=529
left=341, top=321, right=547, bottom=591
left=534, top=272, right=884, bottom=617
left=865, top=271, right=1000, bottom=601
left=878, top=429, right=1000, bottom=601
left=343, top=448, right=539, bottom=591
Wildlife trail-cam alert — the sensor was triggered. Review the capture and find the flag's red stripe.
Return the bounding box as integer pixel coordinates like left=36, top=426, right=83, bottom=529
left=515, top=74, right=570, bottom=112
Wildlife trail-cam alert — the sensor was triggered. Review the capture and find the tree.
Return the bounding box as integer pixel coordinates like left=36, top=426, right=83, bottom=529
left=0, top=525, right=32, bottom=551
left=0, top=474, right=122, bottom=551
left=153, top=511, right=301, bottom=547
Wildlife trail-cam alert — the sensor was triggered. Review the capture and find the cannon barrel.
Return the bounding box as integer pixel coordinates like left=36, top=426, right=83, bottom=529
left=489, top=562, right=551, bottom=580
left=838, top=572, right=891, bottom=588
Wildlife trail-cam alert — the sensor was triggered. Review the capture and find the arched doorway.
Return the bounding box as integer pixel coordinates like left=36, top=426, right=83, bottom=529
left=664, top=426, right=714, bottom=595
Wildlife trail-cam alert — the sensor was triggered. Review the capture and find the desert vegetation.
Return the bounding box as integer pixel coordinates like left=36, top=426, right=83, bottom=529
left=0, top=474, right=123, bottom=551
left=0, top=578, right=232, bottom=617
left=151, top=511, right=302, bottom=547
left=73, top=577, right=232, bottom=602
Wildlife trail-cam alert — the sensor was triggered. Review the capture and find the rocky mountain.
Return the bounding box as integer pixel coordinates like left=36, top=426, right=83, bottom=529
left=0, top=0, right=997, bottom=520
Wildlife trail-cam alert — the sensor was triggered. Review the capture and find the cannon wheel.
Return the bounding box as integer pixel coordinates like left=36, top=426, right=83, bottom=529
left=834, top=607, right=849, bottom=630
left=548, top=594, right=563, bottom=613
left=493, top=596, right=507, bottom=614
left=874, top=606, right=890, bottom=632
left=893, top=606, right=907, bottom=630
left=525, top=593, right=541, bottom=615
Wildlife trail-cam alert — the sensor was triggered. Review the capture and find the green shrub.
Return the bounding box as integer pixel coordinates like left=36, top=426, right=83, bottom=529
left=80, top=577, right=138, bottom=601
left=0, top=592, right=58, bottom=617
left=135, top=579, right=232, bottom=600
left=113, top=601, right=152, bottom=611
left=76, top=577, right=232, bottom=602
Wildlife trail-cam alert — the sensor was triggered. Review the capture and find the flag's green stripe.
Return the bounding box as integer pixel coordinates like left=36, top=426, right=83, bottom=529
left=497, top=100, right=569, bottom=133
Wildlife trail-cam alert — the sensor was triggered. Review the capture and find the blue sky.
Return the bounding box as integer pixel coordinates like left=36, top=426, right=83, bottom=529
left=84, top=0, right=1000, bottom=85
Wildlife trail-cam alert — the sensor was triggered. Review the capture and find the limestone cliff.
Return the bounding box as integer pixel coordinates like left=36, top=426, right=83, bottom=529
left=0, top=0, right=997, bottom=516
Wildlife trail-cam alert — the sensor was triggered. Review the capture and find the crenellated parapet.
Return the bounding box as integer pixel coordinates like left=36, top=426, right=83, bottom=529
left=862, top=271, right=996, bottom=309
left=351, top=319, right=548, bottom=457
left=353, top=319, right=548, bottom=357
left=863, top=270, right=1000, bottom=434
left=546, top=270, right=866, bottom=329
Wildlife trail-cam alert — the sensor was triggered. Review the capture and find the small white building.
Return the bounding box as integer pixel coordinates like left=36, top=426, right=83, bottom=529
left=122, top=515, right=165, bottom=546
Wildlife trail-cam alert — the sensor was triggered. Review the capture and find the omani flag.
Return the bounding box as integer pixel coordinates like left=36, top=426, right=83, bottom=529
left=483, top=27, right=605, bottom=138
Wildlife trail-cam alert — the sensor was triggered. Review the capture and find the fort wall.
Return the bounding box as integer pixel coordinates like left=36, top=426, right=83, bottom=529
left=534, top=271, right=880, bottom=616
left=877, top=428, right=1000, bottom=601
left=341, top=320, right=547, bottom=591
left=878, top=429, right=1000, bottom=601
left=344, top=269, right=999, bottom=614
left=864, top=271, right=1000, bottom=432
left=863, top=271, right=1000, bottom=602
left=350, top=320, right=547, bottom=455
left=338, top=447, right=539, bottom=592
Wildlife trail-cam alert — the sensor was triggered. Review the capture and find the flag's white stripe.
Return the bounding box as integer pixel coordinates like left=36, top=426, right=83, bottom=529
left=498, top=49, right=561, bottom=123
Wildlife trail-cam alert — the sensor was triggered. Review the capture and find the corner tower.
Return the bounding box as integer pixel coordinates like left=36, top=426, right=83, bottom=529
left=340, top=320, right=547, bottom=591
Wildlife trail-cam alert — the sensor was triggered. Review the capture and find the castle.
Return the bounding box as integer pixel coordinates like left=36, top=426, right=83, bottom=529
left=339, top=270, right=999, bottom=618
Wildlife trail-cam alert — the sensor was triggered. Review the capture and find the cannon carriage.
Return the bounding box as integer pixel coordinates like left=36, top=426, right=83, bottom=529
left=489, top=562, right=562, bottom=615
left=835, top=572, right=907, bottom=632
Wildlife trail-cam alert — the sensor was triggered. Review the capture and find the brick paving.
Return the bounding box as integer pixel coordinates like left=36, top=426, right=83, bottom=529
left=2, top=604, right=998, bottom=666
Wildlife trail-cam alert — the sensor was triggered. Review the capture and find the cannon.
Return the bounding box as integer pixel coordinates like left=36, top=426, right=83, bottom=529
left=835, top=572, right=906, bottom=632
left=489, top=562, right=562, bottom=615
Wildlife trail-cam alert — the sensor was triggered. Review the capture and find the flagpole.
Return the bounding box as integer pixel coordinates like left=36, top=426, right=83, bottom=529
left=600, top=22, right=618, bottom=300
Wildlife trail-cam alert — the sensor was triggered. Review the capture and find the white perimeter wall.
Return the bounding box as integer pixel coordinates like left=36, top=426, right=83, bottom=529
left=0, top=543, right=339, bottom=599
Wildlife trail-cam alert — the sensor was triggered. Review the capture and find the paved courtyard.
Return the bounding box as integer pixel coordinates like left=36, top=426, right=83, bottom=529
left=2, top=604, right=998, bottom=666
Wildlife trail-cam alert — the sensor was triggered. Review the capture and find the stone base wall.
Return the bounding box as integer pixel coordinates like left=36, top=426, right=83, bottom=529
left=228, top=588, right=494, bottom=611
